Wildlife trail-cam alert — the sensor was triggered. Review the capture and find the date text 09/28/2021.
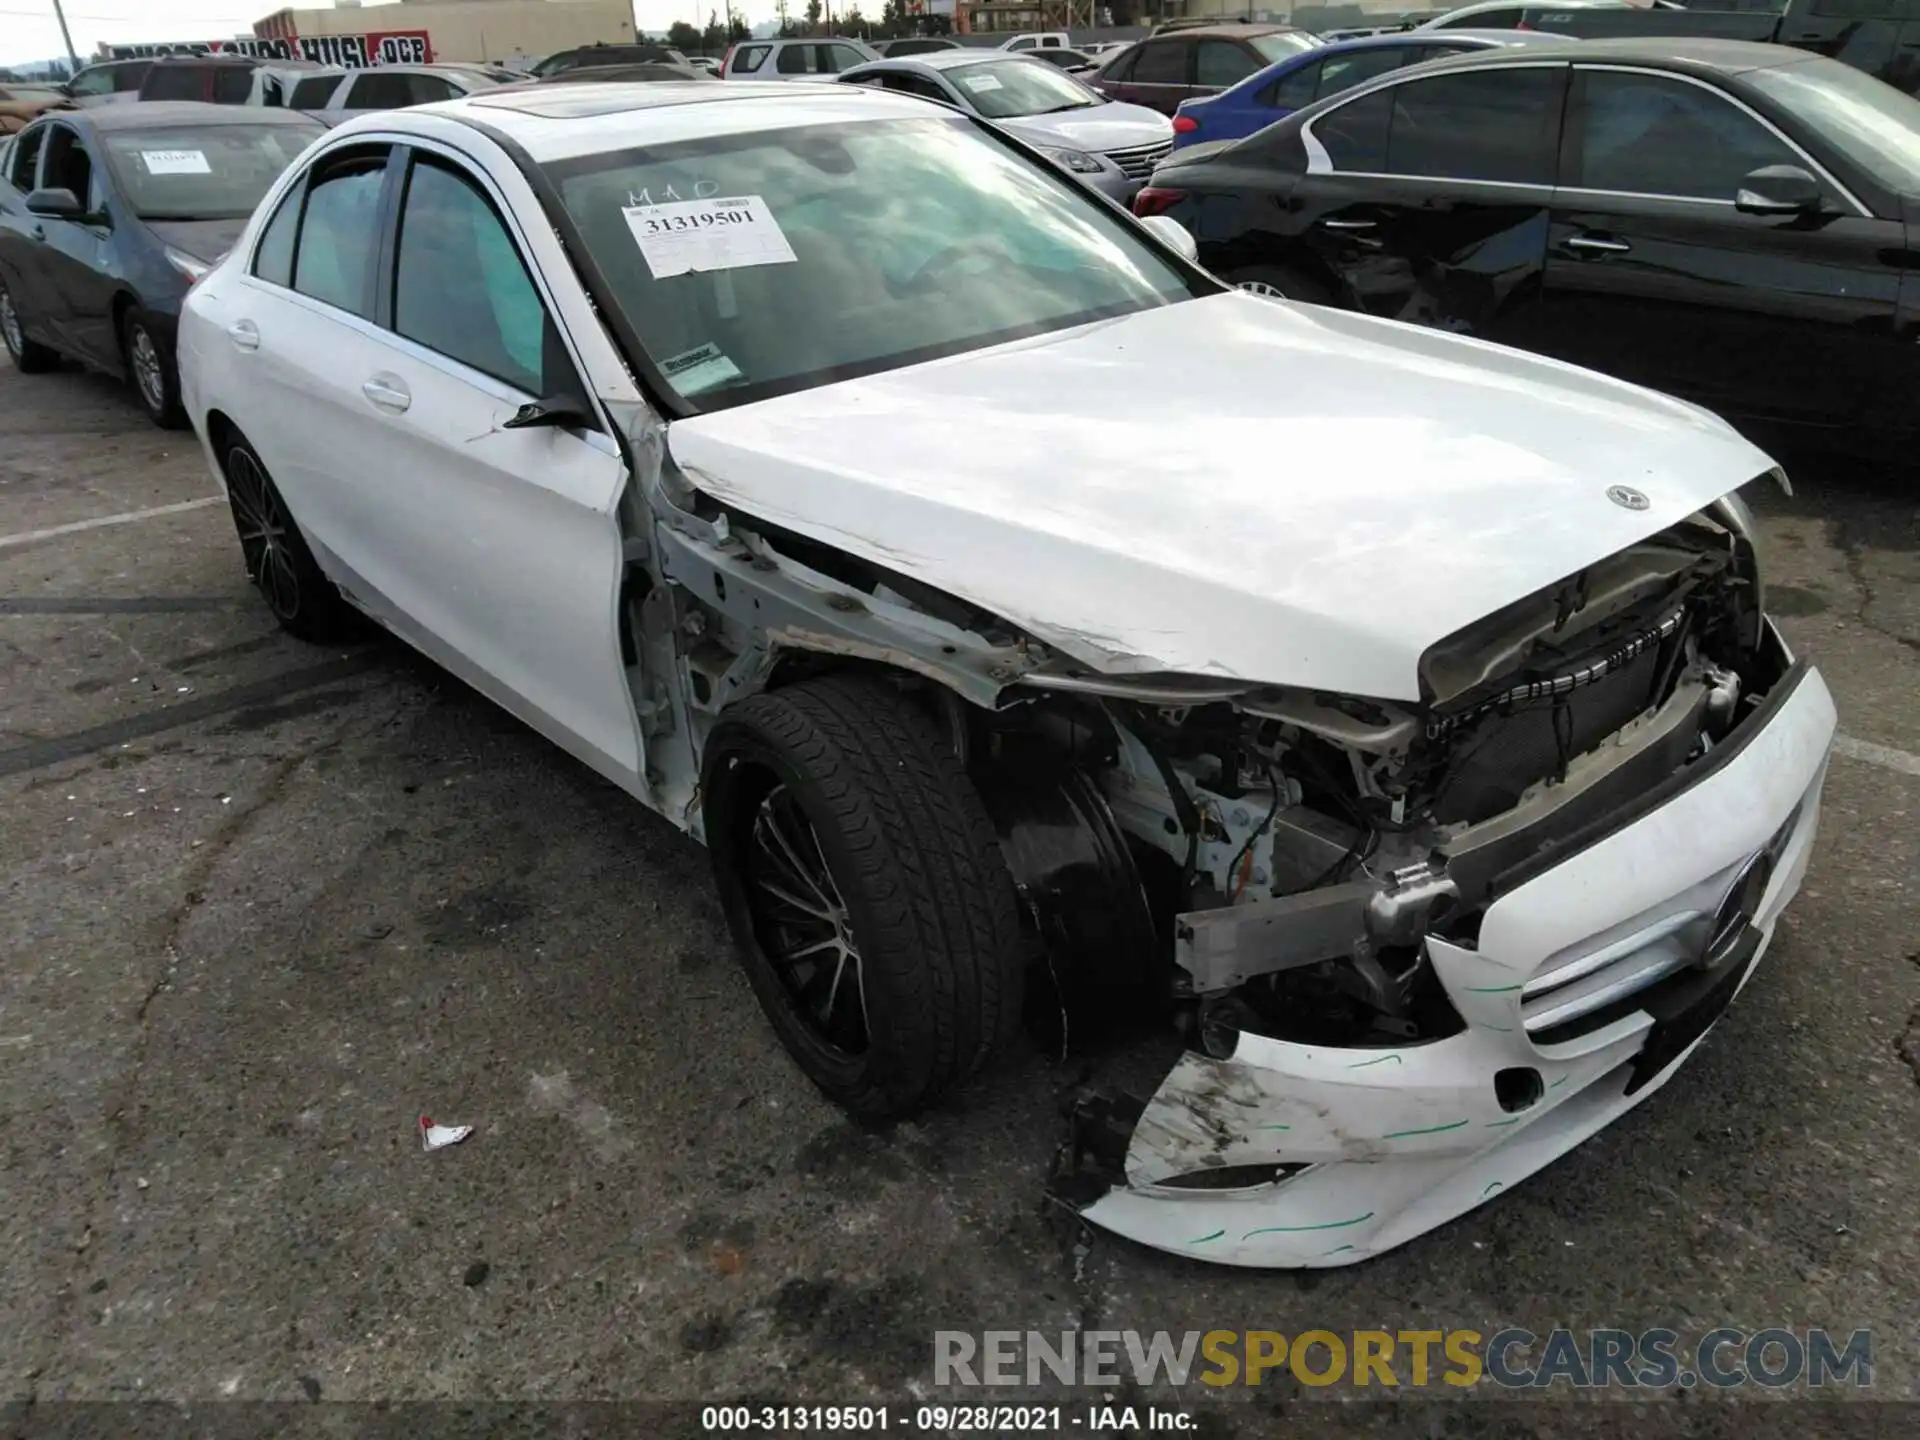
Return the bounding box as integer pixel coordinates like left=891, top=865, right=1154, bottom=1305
left=700, top=1406, right=1197, bottom=1432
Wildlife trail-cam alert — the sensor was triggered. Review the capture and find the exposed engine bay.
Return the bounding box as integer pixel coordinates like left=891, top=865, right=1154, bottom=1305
left=956, top=500, right=1781, bottom=1055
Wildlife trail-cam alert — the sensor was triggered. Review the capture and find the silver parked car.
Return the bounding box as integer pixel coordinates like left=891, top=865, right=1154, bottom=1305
left=285, top=64, right=511, bottom=121
left=722, top=36, right=880, bottom=80
left=837, top=51, right=1173, bottom=201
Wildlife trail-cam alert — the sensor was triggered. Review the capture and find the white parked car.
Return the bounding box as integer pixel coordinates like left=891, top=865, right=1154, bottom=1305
left=999, top=31, right=1073, bottom=51
left=720, top=36, right=880, bottom=79
left=178, top=81, right=1834, bottom=1268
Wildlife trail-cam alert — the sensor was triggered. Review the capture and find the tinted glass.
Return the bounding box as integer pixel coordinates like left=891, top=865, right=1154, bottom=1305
left=1315, top=87, right=1390, bottom=170
left=290, top=75, right=340, bottom=107
left=1197, top=41, right=1260, bottom=88
left=292, top=154, right=386, bottom=316
left=141, top=66, right=207, bottom=101
left=347, top=72, right=418, bottom=108
left=41, top=126, right=94, bottom=206
left=252, top=182, right=300, bottom=286
left=212, top=67, right=255, bottom=105
left=1268, top=60, right=1321, bottom=110
left=1131, top=42, right=1188, bottom=85
left=1316, top=46, right=1407, bottom=100
left=1809, top=0, right=1904, bottom=16
left=1386, top=67, right=1562, bottom=183
left=1748, top=56, right=1920, bottom=192
left=949, top=60, right=1099, bottom=118
left=115, top=62, right=151, bottom=92
left=733, top=45, right=769, bottom=73
left=1574, top=70, right=1798, bottom=198
left=1437, top=6, right=1522, bottom=25
left=8, top=125, right=44, bottom=189
left=549, top=117, right=1194, bottom=409
left=826, top=45, right=870, bottom=72
left=99, top=122, right=322, bottom=218
left=1102, top=46, right=1139, bottom=82
left=394, top=159, right=553, bottom=393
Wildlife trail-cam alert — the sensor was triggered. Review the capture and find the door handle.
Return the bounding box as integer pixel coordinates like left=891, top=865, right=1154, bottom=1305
left=1320, top=218, right=1376, bottom=230
left=227, top=320, right=259, bottom=351
left=361, top=374, right=411, bottom=413
left=1563, top=234, right=1631, bottom=255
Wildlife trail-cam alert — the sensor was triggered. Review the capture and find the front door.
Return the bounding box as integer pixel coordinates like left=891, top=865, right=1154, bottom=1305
left=1537, top=65, right=1909, bottom=438
left=33, top=123, right=117, bottom=368
left=1295, top=63, right=1566, bottom=347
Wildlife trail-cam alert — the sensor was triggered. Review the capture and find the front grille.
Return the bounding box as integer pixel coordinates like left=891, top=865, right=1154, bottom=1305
left=1102, top=138, right=1173, bottom=181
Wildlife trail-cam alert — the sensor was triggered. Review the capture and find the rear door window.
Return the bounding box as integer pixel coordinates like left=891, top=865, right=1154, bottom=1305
left=1314, top=87, right=1391, bottom=171
left=291, top=149, right=389, bottom=318
left=1384, top=67, right=1564, bottom=183
left=1268, top=60, right=1323, bottom=110
left=291, top=75, right=342, bottom=108
left=1196, top=41, right=1260, bottom=88
left=776, top=45, right=818, bottom=75
left=1131, top=41, right=1190, bottom=86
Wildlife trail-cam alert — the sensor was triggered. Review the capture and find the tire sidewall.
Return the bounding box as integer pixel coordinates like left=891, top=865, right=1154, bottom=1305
left=704, top=721, right=923, bottom=1112
left=123, top=311, right=183, bottom=427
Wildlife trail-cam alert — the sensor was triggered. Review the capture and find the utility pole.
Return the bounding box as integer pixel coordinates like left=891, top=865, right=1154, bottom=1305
left=50, top=0, right=82, bottom=72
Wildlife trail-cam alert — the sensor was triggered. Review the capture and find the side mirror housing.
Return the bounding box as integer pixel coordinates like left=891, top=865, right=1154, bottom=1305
left=1735, top=163, right=1822, bottom=216
left=1139, top=211, right=1199, bottom=262
left=501, top=394, right=597, bottom=432
left=25, top=186, right=84, bottom=219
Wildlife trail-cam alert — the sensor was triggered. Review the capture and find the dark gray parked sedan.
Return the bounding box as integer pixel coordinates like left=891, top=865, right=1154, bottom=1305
left=0, top=101, right=320, bottom=426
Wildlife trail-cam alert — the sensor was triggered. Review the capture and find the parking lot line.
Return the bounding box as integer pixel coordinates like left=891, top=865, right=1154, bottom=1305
left=1832, top=733, right=1920, bottom=778
left=0, top=496, right=224, bottom=552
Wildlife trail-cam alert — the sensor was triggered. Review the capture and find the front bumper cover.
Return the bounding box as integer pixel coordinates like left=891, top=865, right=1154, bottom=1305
left=1081, top=642, right=1837, bottom=1268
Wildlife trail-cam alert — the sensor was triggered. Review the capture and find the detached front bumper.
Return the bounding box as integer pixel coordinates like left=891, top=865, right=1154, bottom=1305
left=1082, top=646, right=1837, bottom=1268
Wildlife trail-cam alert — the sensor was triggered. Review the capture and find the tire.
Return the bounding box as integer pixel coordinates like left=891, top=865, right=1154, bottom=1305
left=0, top=281, right=59, bottom=374
left=219, top=432, right=358, bottom=642
left=704, top=676, right=1025, bottom=1119
left=123, top=310, right=186, bottom=429
left=1228, top=264, right=1336, bottom=307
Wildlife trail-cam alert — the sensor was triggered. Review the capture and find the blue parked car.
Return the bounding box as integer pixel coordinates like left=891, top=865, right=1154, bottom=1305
left=1170, top=29, right=1574, bottom=150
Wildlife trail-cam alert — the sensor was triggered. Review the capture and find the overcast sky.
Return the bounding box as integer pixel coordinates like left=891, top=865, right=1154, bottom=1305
left=1, top=1, right=743, bottom=68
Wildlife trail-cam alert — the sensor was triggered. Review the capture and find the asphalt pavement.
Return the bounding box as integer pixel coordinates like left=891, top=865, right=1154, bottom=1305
left=1, top=357, right=1916, bottom=1433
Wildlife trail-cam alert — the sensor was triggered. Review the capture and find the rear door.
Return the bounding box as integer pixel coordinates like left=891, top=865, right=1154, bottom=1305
left=1103, top=38, right=1192, bottom=114
left=1537, top=64, right=1908, bottom=434
left=1295, top=62, right=1565, bottom=343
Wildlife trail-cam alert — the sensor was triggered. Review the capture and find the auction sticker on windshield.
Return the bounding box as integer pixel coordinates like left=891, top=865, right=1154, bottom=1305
left=141, top=150, right=211, bottom=175
left=622, top=195, right=797, bottom=279
left=960, top=73, right=1003, bottom=92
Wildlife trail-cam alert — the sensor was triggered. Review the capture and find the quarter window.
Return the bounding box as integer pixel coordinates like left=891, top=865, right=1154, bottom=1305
left=252, top=182, right=301, bottom=287
left=1571, top=70, right=1804, bottom=200
left=291, top=152, right=387, bottom=317
left=1130, top=42, right=1189, bottom=86
left=1315, top=88, right=1391, bottom=171
left=1196, top=41, right=1258, bottom=89
left=1385, top=67, right=1563, bottom=184
left=392, top=157, right=559, bottom=397
left=732, top=45, right=770, bottom=73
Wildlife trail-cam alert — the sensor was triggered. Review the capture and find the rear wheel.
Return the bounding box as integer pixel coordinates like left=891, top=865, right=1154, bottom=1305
left=123, top=311, right=186, bottom=429
left=0, top=282, right=58, bottom=373
left=220, top=433, right=357, bottom=642
left=1228, top=264, right=1335, bottom=307
left=704, top=676, right=1025, bottom=1118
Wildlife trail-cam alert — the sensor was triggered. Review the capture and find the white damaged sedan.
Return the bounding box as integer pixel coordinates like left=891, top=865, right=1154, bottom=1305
left=178, top=80, right=1836, bottom=1267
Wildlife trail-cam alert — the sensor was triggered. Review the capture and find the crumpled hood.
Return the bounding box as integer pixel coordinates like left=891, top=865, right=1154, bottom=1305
left=667, top=292, right=1776, bottom=701
left=999, top=102, right=1171, bottom=154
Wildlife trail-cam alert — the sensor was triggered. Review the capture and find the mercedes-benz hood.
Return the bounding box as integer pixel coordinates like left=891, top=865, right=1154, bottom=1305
left=666, top=292, right=1776, bottom=702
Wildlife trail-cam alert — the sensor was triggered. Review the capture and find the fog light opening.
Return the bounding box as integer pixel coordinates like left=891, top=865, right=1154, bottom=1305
left=1495, top=1066, right=1544, bottom=1114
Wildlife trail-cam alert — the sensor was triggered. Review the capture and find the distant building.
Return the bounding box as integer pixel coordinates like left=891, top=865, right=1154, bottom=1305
left=252, top=0, right=639, bottom=66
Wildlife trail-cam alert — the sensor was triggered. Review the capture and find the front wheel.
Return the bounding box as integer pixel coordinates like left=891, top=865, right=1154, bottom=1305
left=0, top=282, right=58, bottom=373
left=123, top=311, right=186, bottom=429
left=703, top=676, right=1025, bottom=1119
left=1227, top=264, right=1335, bottom=307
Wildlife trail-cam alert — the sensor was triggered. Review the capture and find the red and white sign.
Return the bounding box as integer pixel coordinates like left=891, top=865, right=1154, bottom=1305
left=105, top=31, right=434, bottom=68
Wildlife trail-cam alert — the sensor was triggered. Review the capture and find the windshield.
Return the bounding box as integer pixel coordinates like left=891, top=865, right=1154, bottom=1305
left=1748, top=56, right=1920, bottom=195
left=1251, top=32, right=1322, bottom=63
left=945, top=59, right=1101, bottom=118
left=547, top=117, right=1198, bottom=409
left=101, top=124, right=321, bottom=219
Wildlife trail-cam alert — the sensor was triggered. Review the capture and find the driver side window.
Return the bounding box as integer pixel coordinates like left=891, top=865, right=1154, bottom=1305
left=1570, top=69, right=1805, bottom=201
left=41, top=126, right=98, bottom=211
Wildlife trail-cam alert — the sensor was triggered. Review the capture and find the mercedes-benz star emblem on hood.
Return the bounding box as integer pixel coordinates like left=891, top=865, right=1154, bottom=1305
left=1607, top=484, right=1652, bottom=511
